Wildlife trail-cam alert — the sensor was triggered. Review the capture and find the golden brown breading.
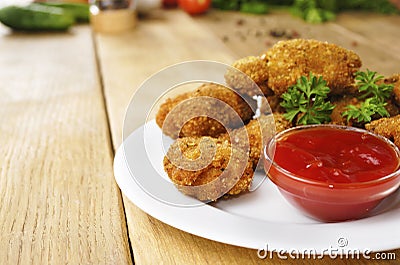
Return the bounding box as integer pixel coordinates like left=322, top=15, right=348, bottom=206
left=225, top=56, right=273, bottom=97
left=155, top=91, right=192, bottom=131
left=231, top=56, right=269, bottom=84
left=330, top=95, right=359, bottom=126
left=219, top=114, right=292, bottom=170
left=163, top=137, right=254, bottom=201
left=384, top=74, right=400, bottom=106
left=273, top=113, right=293, bottom=133
left=266, top=39, right=362, bottom=95
left=156, top=83, right=255, bottom=139
left=365, top=115, right=400, bottom=149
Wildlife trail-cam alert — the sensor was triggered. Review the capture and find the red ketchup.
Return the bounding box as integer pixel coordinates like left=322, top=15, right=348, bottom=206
left=266, top=126, right=400, bottom=222
left=275, top=127, right=399, bottom=184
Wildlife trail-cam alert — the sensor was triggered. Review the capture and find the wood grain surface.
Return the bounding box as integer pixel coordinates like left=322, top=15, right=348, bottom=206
left=1, top=6, right=399, bottom=265
left=195, top=10, right=400, bottom=75
left=0, top=26, right=132, bottom=264
left=95, top=9, right=400, bottom=265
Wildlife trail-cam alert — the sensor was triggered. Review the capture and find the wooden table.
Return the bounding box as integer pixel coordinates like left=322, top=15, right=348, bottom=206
left=1, top=8, right=399, bottom=264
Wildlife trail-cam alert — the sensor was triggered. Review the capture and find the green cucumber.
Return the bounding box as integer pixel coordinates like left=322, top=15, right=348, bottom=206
left=0, top=4, right=75, bottom=31
left=38, top=2, right=89, bottom=22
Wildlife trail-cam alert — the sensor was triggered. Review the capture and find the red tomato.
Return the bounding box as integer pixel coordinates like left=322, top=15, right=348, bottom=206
left=163, top=0, right=178, bottom=8
left=178, top=0, right=211, bottom=15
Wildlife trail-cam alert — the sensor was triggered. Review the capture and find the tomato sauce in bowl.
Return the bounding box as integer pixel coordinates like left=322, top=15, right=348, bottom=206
left=264, top=125, right=400, bottom=222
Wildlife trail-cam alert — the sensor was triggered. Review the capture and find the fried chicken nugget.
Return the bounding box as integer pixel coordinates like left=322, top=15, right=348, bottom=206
left=330, top=95, right=359, bottom=126
left=225, top=56, right=273, bottom=97
left=219, top=114, right=292, bottom=170
left=365, top=115, right=400, bottom=149
left=163, top=136, right=254, bottom=201
left=156, top=83, right=255, bottom=139
left=384, top=74, right=400, bottom=106
left=266, top=39, right=362, bottom=95
left=156, top=91, right=192, bottom=129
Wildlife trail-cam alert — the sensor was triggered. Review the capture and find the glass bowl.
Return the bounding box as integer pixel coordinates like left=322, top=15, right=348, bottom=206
left=264, top=124, right=400, bottom=222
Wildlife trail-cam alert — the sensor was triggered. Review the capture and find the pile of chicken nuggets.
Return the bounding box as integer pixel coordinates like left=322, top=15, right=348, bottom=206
left=156, top=39, right=400, bottom=202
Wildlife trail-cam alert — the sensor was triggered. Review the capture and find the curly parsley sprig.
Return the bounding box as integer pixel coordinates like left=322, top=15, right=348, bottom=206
left=280, top=72, right=335, bottom=125
left=342, top=97, right=389, bottom=123
left=342, top=69, right=393, bottom=123
left=356, top=69, right=393, bottom=101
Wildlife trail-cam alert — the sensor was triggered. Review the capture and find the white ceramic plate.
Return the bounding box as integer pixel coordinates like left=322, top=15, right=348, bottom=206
left=114, top=120, right=400, bottom=254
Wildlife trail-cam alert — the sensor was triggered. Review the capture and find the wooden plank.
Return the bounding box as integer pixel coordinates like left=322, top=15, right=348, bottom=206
left=97, top=9, right=400, bottom=264
left=334, top=12, right=400, bottom=59
left=0, top=25, right=132, bottom=264
left=95, top=9, right=274, bottom=265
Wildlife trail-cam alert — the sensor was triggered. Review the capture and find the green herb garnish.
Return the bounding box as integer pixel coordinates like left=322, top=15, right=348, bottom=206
left=356, top=69, right=393, bottom=102
left=342, top=97, right=390, bottom=123
left=211, top=0, right=399, bottom=23
left=291, top=0, right=336, bottom=23
left=280, top=72, right=335, bottom=125
left=342, top=70, right=393, bottom=123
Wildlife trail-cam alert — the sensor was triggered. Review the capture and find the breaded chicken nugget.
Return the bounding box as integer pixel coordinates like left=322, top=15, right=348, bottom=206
left=273, top=113, right=293, bottom=132
left=219, top=114, right=292, bottom=170
left=266, top=39, right=362, bottom=95
left=156, top=83, right=255, bottom=139
left=163, top=137, right=254, bottom=201
left=384, top=74, right=400, bottom=106
left=365, top=115, right=400, bottom=149
left=155, top=91, right=192, bottom=130
left=330, top=95, right=359, bottom=126
left=225, top=56, right=273, bottom=97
